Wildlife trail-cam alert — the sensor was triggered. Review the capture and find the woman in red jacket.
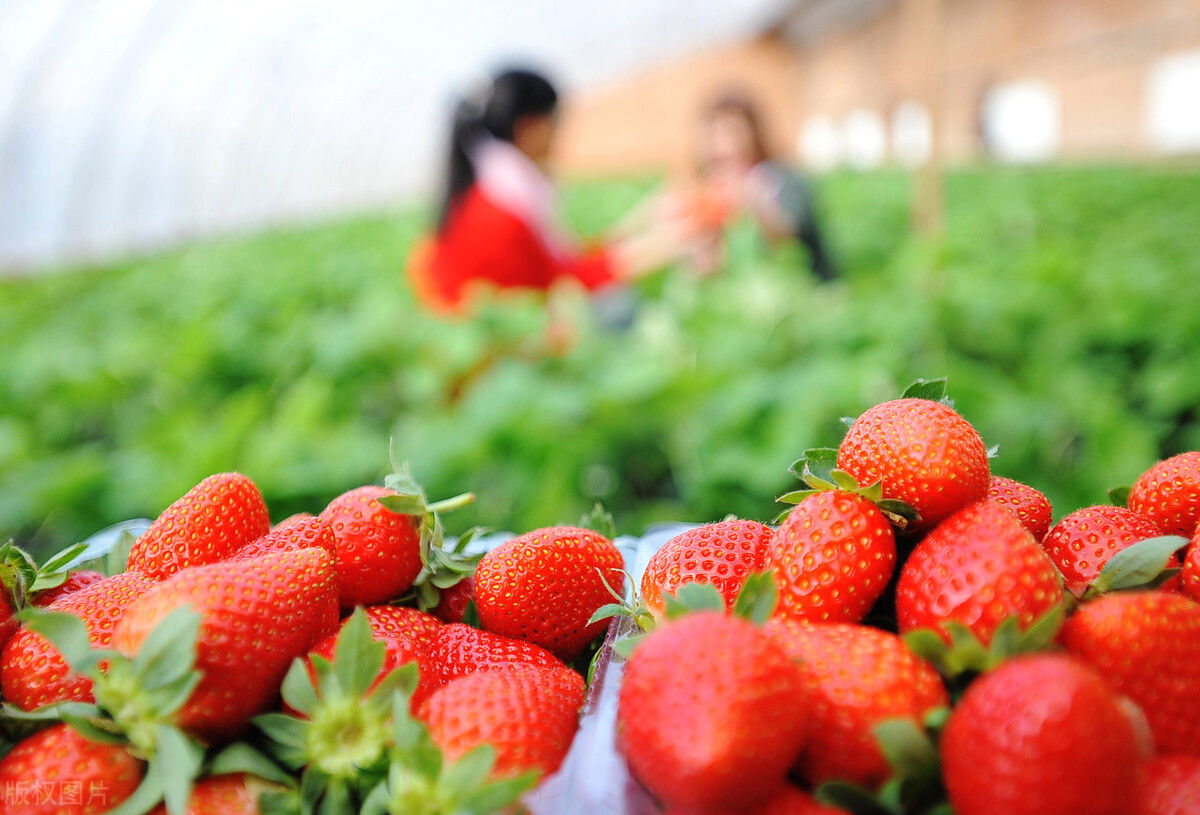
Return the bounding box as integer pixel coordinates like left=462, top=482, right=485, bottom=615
left=411, top=68, right=679, bottom=313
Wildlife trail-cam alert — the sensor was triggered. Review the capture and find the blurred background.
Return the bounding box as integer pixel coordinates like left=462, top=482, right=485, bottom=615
left=3, top=0, right=1200, bottom=555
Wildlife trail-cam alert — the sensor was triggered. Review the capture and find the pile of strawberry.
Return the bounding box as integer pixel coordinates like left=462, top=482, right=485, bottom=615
left=0, top=467, right=627, bottom=814
left=1, top=377, right=1199, bottom=815
left=605, top=379, right=1200, bottom=815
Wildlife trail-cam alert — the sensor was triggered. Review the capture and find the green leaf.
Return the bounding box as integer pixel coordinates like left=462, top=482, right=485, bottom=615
left=731, top=571, right=777, bottom=624
left=106, top=531, right=139, bottom=578
left=377, top=494, right=426, bottom=517
left=1017, top=602, right=1066, bottom=653
left=461, top=599, right=482, bottom=629
left=829, top=469, right=862, bottom=492
left=317, top=778, right=353, bottom=815
left=988, top=616, right=1021, bottom=661
left=901, top=377, right=949, bottom=403
left=815, top=780, right=897, bottom=815
left=459, top=772, right=540, bottom=813
left=37, top=542, right=89, bottom=577
left=943, top=622, right=989, bottom=674
left=440, top=744, right=495, bottom=795
left=923, top=706, right=950, bottom=731
left=333, top=608, right=386, bottom=699
left=876, top=498, right=919, bottom=524
left=587, top=603, right=629, bottom=626
left=61, top=712, right=126, bottom=744
left=371, top=662, right=419, bottom=703
left=777, top=489, right=817, bottom=505
left=132, top=605, right=200, bottom=690
left=1108, top=485, right=1132, bottom=507
left=874, top=718, right=938, bottom=777
left=1088, top=535, right=1189, bottom=595
left=578, top=503, right=617, bottom=540
left=902, top=629, right=949, bottom=673
left=280, top=658, right=319, bottom=717
left=104, top=770, right=165, bottom=815
left=840, top=415, right=858, bottom=429
left=19, top=608, right=110, bottom=673
left=142, top=672, right=202, bottom=719
left=663, top=582, right=725, bottom=618
left=210, top=742, right=297, bottom=787
left=153, top=725, right=203, bottom=815
left=255, top=713, right=311, bottom=769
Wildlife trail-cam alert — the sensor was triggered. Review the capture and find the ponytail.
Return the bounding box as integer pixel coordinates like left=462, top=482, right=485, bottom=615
left=437, top=68, right=559, bottom=232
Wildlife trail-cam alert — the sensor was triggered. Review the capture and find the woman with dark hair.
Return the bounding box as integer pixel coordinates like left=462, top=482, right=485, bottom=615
left=694, top=91, right=837, bottom=281
left=411, top=68, right=680, bottom=313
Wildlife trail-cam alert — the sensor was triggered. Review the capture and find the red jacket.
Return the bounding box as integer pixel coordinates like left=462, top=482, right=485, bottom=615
left=411, top=185, right=617, bottom=313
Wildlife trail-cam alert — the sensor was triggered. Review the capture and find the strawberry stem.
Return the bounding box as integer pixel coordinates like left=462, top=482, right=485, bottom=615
left=427, top=493, right=476, bottom=515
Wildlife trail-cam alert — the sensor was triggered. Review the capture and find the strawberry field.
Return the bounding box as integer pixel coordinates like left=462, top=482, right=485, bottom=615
left=3, top=164, right=1200, bottom=560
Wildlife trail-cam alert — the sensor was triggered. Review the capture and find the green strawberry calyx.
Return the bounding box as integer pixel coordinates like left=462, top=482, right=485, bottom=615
left=778, top=448, right=919, bottom=529
left=815, top=708, right=952, bottom=815
left=0, top=539, right=91, bottom=610
left=379, top=453, right=478, bottom=611
left=4, top=605, right=208, bottom=815
left=254, top=608, right=536, bottom=815
left=902, top=602, right=1066, bottom=683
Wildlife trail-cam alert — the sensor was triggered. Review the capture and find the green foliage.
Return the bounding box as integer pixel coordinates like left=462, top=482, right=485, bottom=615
left=3, top=166, right=1200, bottom=557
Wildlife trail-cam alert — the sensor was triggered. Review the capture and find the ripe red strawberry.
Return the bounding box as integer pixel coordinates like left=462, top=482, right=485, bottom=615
left=768, top=492, right=895, bottom=624
left=766, top=620, right=947, bottom=788
left=320, top=485, right=422, bottom=607
left=31, top=569, right=106, bottom=606
left=127, top=473, right=269, bottom=580
left=617, top=612, right=811, bottom=813
left=300, top=605, right=443, bottom=709
left=428, top=622, right=564, bottom=688
left=113, top=547, right=338, bottom=740
left=1060, top=590, right=1200, bottom=755
left=418, top=663, right=585, bottom=778
left=1, top=572, right=156, bottom=710
left=1130, top=452, right=1200, bottom=536
left=231, top=514, right=336, bottom=561
left=837, top=398, right=989, bottom=530
left=1135, top=755, right=1200, bottom=815
left=361, top=604, right=442, bottom=650
left=1183, top=527, right=1200, bottom=602
left=0, top=724, right=143, bottom=815
left=897, top=501, right=1063, bottom=644
left=147, top=774, right=263, bottom=815
left=474, top=526, right=624, bottom=660
left=1042, top=504, right=1166, bottom=595
left=986, top=476, right=1052, bottom=540
left=641, top=520, right=773, bottom=616
left=433, top=575, right=475, bottom=623
left=665, top=786, right=848, bottom=815
left=941, top=654, right=1141, bottom=815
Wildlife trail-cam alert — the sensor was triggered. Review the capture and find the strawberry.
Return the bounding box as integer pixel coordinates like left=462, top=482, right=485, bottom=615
left=1135, top=755, right=1200, bottom=815
left=1129, top=452, right=1200, bottom=536
left=1042, top=504, right=1166, bottom=595
left=127, top=472, right=270, bottom=580
left=766, top=620, right=947, bottom=788
left=301, top=605, right=442, bottom=709
left=1, top=571, right=156, bottom=710
left=768, top=492, right=895, bottom=624
left=837, top=397, right=989, bottom=530
left=320, top=485, right=422, bottom=607
left=231, top=514, right=336, bottom=561
left=617, top=612, right=810, bottom=813
left=361, top=604, right=442, bottom=649
left=31, top=569, right=106, bottom=606
left=941, top=654, right=1141, bottom=815
left=666, top=787, right=849, bottom=815
left=474, top=525, right=625, bottom=660
left=897, top=501, right=1063, bottom=645
left=0, top=724, right=143, bottom=815
left=641, top=520, right=773, bottom=616
left=428, top=622, right=564, bottom=688
left=1183, top=526, right=1200, bottom=602
left=986, top=476, right=1052, bottom=540
left=418, top=663, right=585, bottom=778
left=433, top=575, right=476, bottom=623
left=113, top=547, right=338, bottom=740
left=1060, top=590, right=1200, bottom=755
left=147, top=774, right=264, bottom=815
